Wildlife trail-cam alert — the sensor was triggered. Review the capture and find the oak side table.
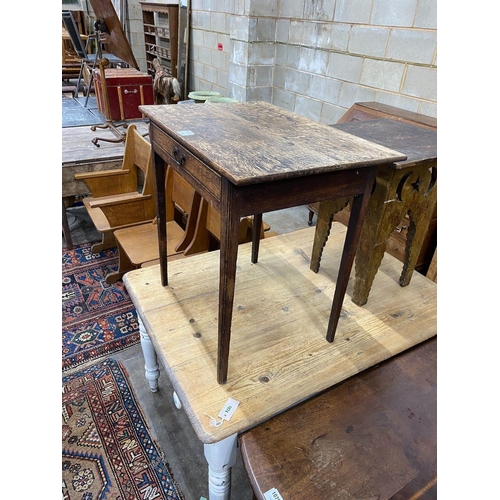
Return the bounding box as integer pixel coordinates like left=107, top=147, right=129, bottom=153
left=139, top=101, right=406, bottom=384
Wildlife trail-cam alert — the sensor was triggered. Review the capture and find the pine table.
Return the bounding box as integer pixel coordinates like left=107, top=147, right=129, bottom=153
left=123, top=225, right=437, bottom=500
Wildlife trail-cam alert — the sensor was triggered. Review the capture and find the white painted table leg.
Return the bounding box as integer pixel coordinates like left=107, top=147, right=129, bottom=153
left=204, top=433, right=238, bottom=500
left=138, top=314, right=160, bottom=392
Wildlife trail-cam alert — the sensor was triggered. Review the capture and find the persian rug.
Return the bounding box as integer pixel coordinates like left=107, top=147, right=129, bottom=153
left=62, top=358, right=184, bottom=500
left=63, top=242, right=140, bottom=372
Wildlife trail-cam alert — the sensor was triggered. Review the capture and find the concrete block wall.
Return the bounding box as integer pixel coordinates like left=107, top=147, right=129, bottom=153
left=190, top=0, right=231, bottom=96
left=276, top=0, right=437, bottom=122
left=189, top=0, right=437, bottom=123
left=121, top=0, right=436, bottom=122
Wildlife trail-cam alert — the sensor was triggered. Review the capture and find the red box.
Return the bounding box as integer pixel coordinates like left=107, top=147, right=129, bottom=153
left=94, top=68, right=154, bottom=121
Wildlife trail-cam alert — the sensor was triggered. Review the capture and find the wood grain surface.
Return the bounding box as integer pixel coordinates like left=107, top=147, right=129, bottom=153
left=239, top=337, right=437, bottom=500
left=140, top=101, right=407, bottom=185
left=123, top=225, right=436, bottom=444
left=334, top=118, right=437, bottom=168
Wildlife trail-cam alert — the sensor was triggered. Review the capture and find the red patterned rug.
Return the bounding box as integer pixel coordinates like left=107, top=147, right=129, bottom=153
left=62, top=242, right=140, bottom=372
left=62, top=358, right=184, bottom=500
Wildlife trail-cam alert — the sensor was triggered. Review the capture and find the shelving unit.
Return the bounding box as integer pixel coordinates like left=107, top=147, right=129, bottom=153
left=140, top=2, right=179, bottom=78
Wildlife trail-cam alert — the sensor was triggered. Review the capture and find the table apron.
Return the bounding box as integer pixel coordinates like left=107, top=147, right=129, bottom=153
left=228, top=166, right=377, bottom=216
left=154, top=148, right=223, bottom=211
left=153, top=148, right=378, bottom=218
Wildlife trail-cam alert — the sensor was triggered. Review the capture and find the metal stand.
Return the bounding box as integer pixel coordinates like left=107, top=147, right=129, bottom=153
left=81, top=9, right=148, bottom=147
left=90, top=54, right=150, bottom=147
left=90, top=24, right=128, bottom=147
left=90, top=56, right=128, bottom=147
left=75, top=34, right=97, bottom=107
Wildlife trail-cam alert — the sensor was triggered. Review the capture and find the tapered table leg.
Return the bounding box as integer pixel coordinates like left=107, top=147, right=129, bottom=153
left=251, top=213, right=262, bottom=264
left=217, top=182, right=242, bottom=384
left=154, top=151, right=168, bottom=286
left=327, top=168, right=375, bottom=341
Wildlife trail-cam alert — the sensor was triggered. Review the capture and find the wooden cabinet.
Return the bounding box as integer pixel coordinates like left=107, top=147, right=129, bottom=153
left=140, top=2, right=179, bottom=77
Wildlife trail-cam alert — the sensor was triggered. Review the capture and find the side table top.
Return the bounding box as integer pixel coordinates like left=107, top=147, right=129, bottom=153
left=123, top=225, right=436, bottom=444
left=140, top=101, right=407, bottom=185
left=333, top=118, right=437, bottom=168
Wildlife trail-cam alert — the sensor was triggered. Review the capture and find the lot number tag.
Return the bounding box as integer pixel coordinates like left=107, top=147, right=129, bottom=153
left=218, top=398, right=240, bottom=421
left=264, top=488, right=284, bottom=500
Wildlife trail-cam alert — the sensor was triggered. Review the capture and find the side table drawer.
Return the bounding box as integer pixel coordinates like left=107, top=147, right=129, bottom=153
left=151, top=128, right=222, bottom=203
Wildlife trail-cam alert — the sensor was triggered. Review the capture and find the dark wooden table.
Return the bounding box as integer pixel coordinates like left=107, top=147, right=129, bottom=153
left=311, top=118, right=437, bottom=306
left=139, top=101, right=406, bottom=384
left=239, top=336, right=437, bottom=500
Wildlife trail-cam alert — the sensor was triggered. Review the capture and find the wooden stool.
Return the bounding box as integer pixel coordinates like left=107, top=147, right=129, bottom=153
left=310, top=119, right=437, bottom=306
left=239, top=337, right=437, bottom=500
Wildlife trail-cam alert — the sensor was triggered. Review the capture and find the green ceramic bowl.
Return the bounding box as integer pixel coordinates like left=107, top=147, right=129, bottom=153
left=187, top=91, right=222, bottom=103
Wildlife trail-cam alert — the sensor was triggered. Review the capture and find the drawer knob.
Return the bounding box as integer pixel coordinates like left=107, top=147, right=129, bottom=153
left=173, top=146, right=186, bottom=166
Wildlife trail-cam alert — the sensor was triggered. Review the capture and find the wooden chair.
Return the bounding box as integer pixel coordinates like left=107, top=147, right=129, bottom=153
left=182, top=200, right=276, bottom=255
left=74, top=124, right=156, bottom=254
left=109, top=166, right=202, bottom=284
left=139, top=200, right=276, bottom=271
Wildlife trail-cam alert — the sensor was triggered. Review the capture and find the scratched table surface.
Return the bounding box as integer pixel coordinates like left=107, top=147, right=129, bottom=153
left=240, top=337, right=437, bottom=500
left=140, top=101, right=407, bottom=186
